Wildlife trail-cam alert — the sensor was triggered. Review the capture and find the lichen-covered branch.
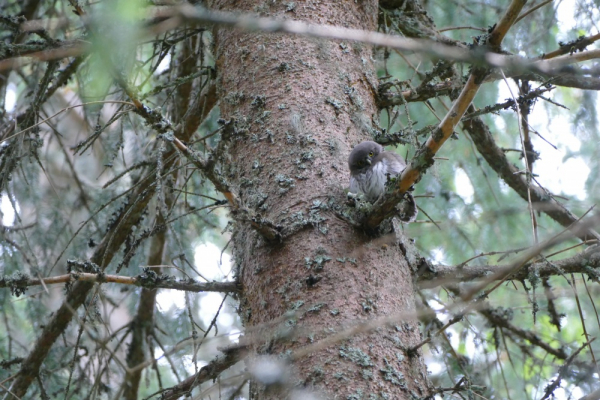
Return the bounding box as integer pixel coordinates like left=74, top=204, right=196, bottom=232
left=418, top=246, right=600, bottom=288
left=0, top=271, right=239, bottom=294
left=116, top=75, right=282, bottom=242
left=376, top=83, right=556, bottom=146
left=480, top=308, right=568, bottom=359
left=378, top=79, right=556, bottom=109
left=541, top=33, right=600, bottom=60
left=124, top=46, right=215, bottom=395
left=4, top=5, right=600, bottom=76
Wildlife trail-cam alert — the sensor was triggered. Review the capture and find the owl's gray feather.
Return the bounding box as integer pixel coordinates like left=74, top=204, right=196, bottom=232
left=348, top=141, right=417, bottom=222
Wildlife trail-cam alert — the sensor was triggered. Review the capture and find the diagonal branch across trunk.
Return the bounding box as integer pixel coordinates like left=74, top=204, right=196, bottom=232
left=361, top=0, right=529, bottom=229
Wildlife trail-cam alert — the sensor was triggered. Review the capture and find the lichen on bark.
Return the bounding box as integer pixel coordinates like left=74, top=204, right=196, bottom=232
left=211, top=0, right=431, bottom=398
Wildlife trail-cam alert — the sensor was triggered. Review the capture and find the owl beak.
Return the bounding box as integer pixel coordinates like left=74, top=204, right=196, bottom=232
left=365, top=159, right=371, bottom=165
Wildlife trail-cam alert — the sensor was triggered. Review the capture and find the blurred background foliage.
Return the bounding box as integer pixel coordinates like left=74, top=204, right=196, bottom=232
left=0, top=0, right=242, bottom=398
left=0, top=0, right=599, bottom=398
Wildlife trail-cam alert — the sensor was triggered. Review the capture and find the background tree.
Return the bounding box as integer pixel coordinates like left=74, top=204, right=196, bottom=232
left=1, top=0, right=599, bottom=399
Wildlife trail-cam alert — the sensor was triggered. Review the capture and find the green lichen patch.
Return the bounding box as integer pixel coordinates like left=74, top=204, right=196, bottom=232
left=334, top=371, right=349, bottom=381
left=326, top=96, right=344, bottom=114
left=361, top=297, right=376, bottom=313
left=305, top=255, right=332, bottom=272
left=274, top=174, right=296, bottom=195
left=289, top=300, right=305, bottom=311
left=307, top=302, right=326, bottom=313
left=379, top=357, right=406, bottom=387
left=2, top=272, right=30, bottom=297
left=347, top=389, right=364, bottom=400
left=339, top=346, right=373, bottom=367
left=251, top=95, right=266, bottom=108
left=223, top=91, right=245, bottom=105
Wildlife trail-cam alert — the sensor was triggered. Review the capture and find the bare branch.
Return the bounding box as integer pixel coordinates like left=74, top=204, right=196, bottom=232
left=170, top=5, right=599, bottom=75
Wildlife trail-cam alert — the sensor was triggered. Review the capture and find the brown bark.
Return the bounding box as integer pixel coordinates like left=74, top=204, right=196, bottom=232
left=211, top=1, right=430, bottom=398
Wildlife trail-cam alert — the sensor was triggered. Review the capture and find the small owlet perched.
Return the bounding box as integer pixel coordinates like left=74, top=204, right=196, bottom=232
left=348, top=141, right=417, bottom=222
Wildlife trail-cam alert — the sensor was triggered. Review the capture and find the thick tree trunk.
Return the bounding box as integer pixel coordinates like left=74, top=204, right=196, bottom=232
left=211, top=1, right=431, bottom=398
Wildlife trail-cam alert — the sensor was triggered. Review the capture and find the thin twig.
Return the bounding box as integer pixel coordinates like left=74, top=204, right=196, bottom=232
left=1, top=101, right=135, bottom=144
left=515, top=0, right=553, bottom=23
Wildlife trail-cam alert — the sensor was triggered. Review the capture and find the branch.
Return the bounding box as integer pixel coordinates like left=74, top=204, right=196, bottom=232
left=0, top=271, right=239, bottom=294
left=7, top=179, right=158, bottom=397
left=0, top=40, right=79, bottom=59
left=461, top=85, right=555, bottom=121
left=8, top=279, right=97, bottom=397
left=378, top=63, right=600, bottom=108
left=0, top=41, right=87, bottom=71
left=378, top=79, right=458, bottom=108
left=537, top=73, right=600, bottom=90
left=170, top=5, right=599, bottom=75
left=123, top=223, right=167, bottom=400
left=418, top=246, right=600, bottom=288
left=6, top=5, right=600, bottom=76
left=159, top=345, right=247, bottom=400
left=118, top=78, right=283, bottom=242
left=378, top=81, right=555, bottom=118
left=125, top=52, right=216, bottom=396
left=580, top=388, right=600, bottom=400
left=376, top=29, right=600, bottom=108
left=460, top=214, right=600, bottom=305
left=462, top=112, right=600, bottom=242
left=541, top=33, right=600, bottom=60
left=168, top=130, right=283, bottom=242
left=413, top=219, right=600, bottom=356
left=540, top=339, right=594, bottom=399
left=362, top=0, right=529, bottom=228
left=480, top=307, right=568, bottom=359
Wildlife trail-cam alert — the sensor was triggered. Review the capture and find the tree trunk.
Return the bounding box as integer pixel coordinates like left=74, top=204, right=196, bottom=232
left=211, top=1, right=431, bottom=398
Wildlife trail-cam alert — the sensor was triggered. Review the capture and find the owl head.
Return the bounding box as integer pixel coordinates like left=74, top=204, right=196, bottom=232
left=348, top=141, right=383, bottom=173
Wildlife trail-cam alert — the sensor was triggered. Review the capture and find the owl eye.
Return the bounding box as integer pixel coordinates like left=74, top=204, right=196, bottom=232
left=368, top=152, right=374, bottom=157
left=357, top=160, right=364, bottom=166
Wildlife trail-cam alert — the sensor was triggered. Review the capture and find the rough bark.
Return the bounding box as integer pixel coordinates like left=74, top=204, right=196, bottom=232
left=211, top=1, right=430, bottom=398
